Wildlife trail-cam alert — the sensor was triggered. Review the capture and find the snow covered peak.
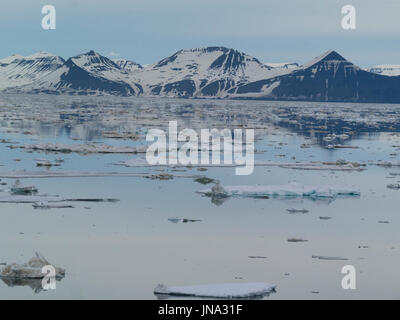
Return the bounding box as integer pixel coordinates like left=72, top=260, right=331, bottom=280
left=0, top=51, right=65, bottom=90
left=24, top=51, right=59, bottom=60
left=70, top=50, right=118, bottom=69
left=152, top=46, right=267, bottom=72
left=54, top=50, right=143, bottom=96
left=301, top=50, right=349, bottom=69
left=0, top=54, right=24, bottom=64
left=369, top=65, right=400, bottom=77
left=112, top=58, right=143, bottom=72
left=144, top=46, right=275, bottom=84
left=66, top=51, right=132, bottom=80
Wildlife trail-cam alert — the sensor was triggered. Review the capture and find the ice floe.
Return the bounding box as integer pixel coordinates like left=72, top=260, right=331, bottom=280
left=287, top=238, right=309, bottom=242
left=32, top=201, right=74, bottom=209
left=0, top=195, right=119, bottom=204
left=374, top=161, right=400, bottom=167
left=287, top=208, right=309, bottom=214
left=198, top=182, right=360, bottom=200
left=154, top=282, right=276, bottom=299
left=120, top=159, right=365, bottom=171
left=21, top=143, right=147, bottom=154
left=10, top=180, right=38, bottom=195
left=312, top=255, right=348, bottom=261
left=168, top=217, right=202, bottom=224
left=279, top=161, right=365, bottom=171
left=0, top=171, right=162, bottom=179
left=0, top=252, right=65, bottom=280
left=319, top=216, right=332, bottom=220
left=35, top=159, right=61, bottom=167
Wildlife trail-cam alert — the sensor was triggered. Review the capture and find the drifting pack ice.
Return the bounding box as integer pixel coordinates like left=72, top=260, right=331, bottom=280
left=198, top=182, right=360, bottom=200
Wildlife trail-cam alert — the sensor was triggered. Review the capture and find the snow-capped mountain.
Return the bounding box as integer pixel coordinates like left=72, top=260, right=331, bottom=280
left=131, top=47, right=291, bottom=98
left=369, top=65, right=400, bottom=77
left=10, top=51, right=143, bottom=96
left=233, top=50, right=400, bottom=102
left=0, top=52, right=65, bottom=90
left=1, top=48, right=400, bottom=102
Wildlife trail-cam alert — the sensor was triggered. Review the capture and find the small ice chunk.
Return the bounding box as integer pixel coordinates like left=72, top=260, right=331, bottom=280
left=32, top=201, right=74, bottom=209
left=287, top=208, right=309, bottom=214
left=319, top=216, right=332, bottom=220
left=10, top=180, right=38, bottom=195
left=35, top=159, right=61, bottom=167
left=0, top=252, right=65, bottom=279
left=287, top=238, right=309, bottom=242
left=168, top=217, right=181, bottom=224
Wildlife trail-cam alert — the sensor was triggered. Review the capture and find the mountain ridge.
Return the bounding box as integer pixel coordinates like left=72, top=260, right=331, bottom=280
left=1, top=47, right=400, bottom=102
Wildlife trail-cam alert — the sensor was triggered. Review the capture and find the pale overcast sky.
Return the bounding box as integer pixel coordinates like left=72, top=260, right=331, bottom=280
left=1, top=0, right=400, bottom=67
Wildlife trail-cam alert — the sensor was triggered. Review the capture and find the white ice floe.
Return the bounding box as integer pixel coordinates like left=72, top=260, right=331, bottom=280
left=198, top=182, right=360, bottom=200
left=0, top=171, right=153, bottom=179
left=32, top=201, right=74, bottom=209
left=279, top=162, right=365, bottom=171
left=312, top=255, right=348, bottom=261
left=0, top=195, right=62, bottom=203
left=154, top=282, right=276, bottom=299
left=22, top=143, right=147, bottom=154
left=0, top=195, right=118, bottom=203
left=0, top=252, right=65, bottom=279
left=322, top=134, right=350, bottom=142
left=121, top=159, right=365, bottom=171
left=35, top=159, right=61, bottom=167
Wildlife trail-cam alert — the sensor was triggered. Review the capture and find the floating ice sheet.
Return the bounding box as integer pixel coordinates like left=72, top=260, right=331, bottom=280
left=312, top=255, right=349, bottom=261
left=121, top=159, right=365, bottom=171
left=21, top=143, right=147, bottom=154
left=198, top=182, right=360, bottom=200
left=154, top=282, right=276, bottom=299
left=0, top=195, right=119, bottom=203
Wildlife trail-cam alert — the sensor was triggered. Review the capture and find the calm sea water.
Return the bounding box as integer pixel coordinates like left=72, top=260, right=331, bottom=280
left=0, top=95, right=399, bottom=299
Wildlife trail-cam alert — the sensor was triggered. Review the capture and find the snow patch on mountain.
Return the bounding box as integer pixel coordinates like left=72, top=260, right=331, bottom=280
left=369, top=65, right=400, bottom=77
left=265, top=62, right=299, bottom=69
